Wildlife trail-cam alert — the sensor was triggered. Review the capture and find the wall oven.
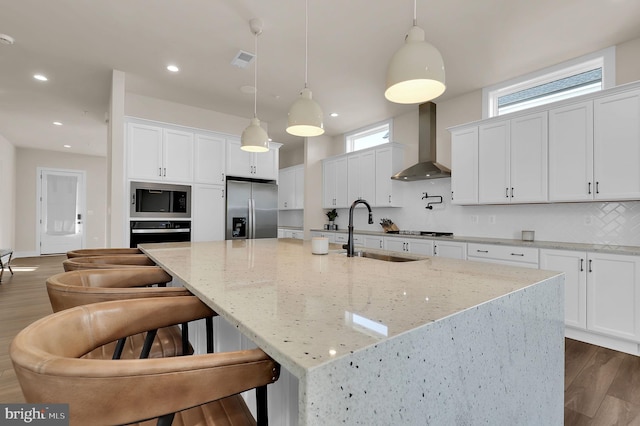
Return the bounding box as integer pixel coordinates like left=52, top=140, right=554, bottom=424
left=130, top=181, right=191, bottom=218
left=130, top=221, right=191, bottom=248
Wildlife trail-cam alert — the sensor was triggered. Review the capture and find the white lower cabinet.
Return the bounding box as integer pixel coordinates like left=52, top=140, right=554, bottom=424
left=433, top=241, right=467, bottom=259
left=362, top=235, right=384, bottom=250
left=384, top=236, right=434, bottom=256
left=282, top=229, right=304, bottom=240
left=540, top=249, right=640, bottom=349
left=467, top=243, right=538, bottom=268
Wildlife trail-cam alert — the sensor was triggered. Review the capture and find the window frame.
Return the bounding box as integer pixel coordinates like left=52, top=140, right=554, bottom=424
left=482, top=46, right=616, bottom=119
left=345, top=119, right=393, bottom=153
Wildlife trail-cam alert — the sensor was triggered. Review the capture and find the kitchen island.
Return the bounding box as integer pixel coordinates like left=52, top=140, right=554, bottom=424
left=141, top=238, right=564, bottom=425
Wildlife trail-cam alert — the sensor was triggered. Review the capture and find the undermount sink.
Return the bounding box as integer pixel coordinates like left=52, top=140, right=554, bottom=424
left=349, top=251, right=419, bottom=262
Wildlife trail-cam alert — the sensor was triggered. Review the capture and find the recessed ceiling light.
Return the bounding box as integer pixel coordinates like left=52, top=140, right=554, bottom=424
left=33, top=74, right=48, bottom=81
left=53, top=121, right=62, bottom=126
left=63, top=145, right=71, bottom=148
left=167, top=64, right=179, bottom=72
left=330, top=112, right=339, bottom=117
left=0, top=34, right=15, bottom=45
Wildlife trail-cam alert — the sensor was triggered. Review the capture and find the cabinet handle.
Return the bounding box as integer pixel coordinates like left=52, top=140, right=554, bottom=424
left=588, top=259, right=593, bottom=273
left=221, top=189, right=224, bottom=198
left=451, top=191, right=454, bottom=201
left=389, top=195, right=391, bottom=203
left=221, top=173, right=225, bottom=182
left=580, top=258, right=584, bottom=272
left=434, top=244, right=438, bottom=255
left=596, top=182, right=599, bottom=194
left=510, top=253, right=524, bottom=257
left=505, top=188, right=509, bottom=198
left=511, top=187, right=514, bottom=198
left=379, top=241, right=383, bottom=249
left=159, top=167, right=162, bottom=177
left=163, top=168, right=167, bottom=177
left=588, top=182, right=592, bottom=195
left=477, top=249, right=489, bottom=253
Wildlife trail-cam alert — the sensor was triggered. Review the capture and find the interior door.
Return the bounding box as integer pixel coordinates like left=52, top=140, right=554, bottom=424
left=39, top=169, right=85, bottom=254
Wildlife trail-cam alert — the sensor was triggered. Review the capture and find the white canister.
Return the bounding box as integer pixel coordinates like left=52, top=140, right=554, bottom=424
left=311, top=237, right=329, bottom=255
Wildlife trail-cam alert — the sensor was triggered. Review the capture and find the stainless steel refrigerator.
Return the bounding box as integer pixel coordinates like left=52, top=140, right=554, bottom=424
left=226, top=178, right=278, bottom=239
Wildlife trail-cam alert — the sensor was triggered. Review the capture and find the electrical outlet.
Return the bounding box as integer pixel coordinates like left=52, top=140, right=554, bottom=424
left=489, top=215, right=496, bottom=225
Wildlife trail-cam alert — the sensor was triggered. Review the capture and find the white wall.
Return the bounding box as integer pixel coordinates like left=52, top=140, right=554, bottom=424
left=0, top=135, right=16, bottom=250
left=14, top=148, right=107, bottom=256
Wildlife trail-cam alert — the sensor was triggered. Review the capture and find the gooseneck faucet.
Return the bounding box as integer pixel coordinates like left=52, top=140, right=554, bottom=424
left=343, top=199, right=374, bottom=257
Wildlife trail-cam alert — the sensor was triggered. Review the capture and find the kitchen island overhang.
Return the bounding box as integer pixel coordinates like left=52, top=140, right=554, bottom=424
left=141, top=239, right=564, bottom=425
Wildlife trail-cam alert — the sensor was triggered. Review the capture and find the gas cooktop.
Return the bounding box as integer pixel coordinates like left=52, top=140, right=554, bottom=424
left=387, top=230, right=454, bottom=237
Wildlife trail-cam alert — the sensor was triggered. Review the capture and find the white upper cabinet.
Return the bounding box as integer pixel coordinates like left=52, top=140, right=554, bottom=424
left=323, top=156, right=349, bottom=208
left=322, top=143, right=404, bottom=209
left=450, top=126, right=478, bottom=205
left=593, top=89, right=640, bottom=200
left=279, top=165, right=304, bottom=210
left=226, top=138, right=279, bottom=180
left=548, top=101, right=594, bottom=202
left=478, top=120, right=510, bottom=203
left=194, top=134, right=226, bottom=185
left=347, top=150, right=376, bottom=205
left=128, top=122, right=194, bottom=183
left=477, top=112, right=547, bottom=204
left=374, top=144, right=404, bottom=207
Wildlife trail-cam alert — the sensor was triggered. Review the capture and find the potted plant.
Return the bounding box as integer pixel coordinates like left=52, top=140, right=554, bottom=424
left=326, top=209, right=338, bottom=229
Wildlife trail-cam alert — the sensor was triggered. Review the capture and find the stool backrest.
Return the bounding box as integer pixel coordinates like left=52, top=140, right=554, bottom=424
left=63, top=254, right=155, bottom=271
left=66, top=248, right=142, bottom=258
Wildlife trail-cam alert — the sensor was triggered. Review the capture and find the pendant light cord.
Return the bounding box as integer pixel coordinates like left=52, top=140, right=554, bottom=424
left=254, top=31, right=258, bottom=118
left=304, top=0, right=309, bottom=89
left=413, top=0, right=417, bottom=26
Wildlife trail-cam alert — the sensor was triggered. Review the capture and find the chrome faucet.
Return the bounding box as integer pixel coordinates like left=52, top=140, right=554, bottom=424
left=343, top=199, right=374, bottom=257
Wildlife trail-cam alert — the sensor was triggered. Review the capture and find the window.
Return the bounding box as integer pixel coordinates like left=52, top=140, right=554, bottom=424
left=483, top=47, right=615, bottom=118
left=345, top=120, right=392, bottom=153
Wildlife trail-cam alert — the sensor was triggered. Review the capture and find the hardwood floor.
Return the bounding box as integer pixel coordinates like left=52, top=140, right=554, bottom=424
left=2, top=256, right=640, bottom=425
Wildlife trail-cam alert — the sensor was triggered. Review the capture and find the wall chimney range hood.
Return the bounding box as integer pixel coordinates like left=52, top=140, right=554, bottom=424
left=391, top=102, right=451, bottom=181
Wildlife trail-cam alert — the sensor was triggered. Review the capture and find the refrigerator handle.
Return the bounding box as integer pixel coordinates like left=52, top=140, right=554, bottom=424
left=248, top=198, right=255, bottom=239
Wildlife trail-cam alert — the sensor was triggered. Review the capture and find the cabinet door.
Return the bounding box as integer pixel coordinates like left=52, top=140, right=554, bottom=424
left=322, top=159, right=337, bottom=208
left=254, top=147, right=278, bottom=180
left=163, top=129, right=194, bottom=183
left=510, top=112, right=548, bottom=203
left=540, top=249, right=587, bottom=330
left=226, top=138, right=254, bottom=178
left=594, top=89, right=640, bottom=200
left=450, top=127, right=478, bottom=205
left=127, top=122, right=163, bottom=181
left=375, top=146, right=403, bottom=207
left=363, top=236, right=384, bottom=249
left=407, top=239, right=434, bottom=256
left=587, top=252, right=640, bottom=342
left=347, top=155, right=361, bottom=203
left=192, top=184, right=225, bottom=242
left=384, top=237, right=407, bottom=252
left=194, top=134, right=226, bottom=184
left=348, top=151, right=375, bottom=205
left=433, top=241, right=467, bottom=259
left=548, top=101, right=594, bottom=202
left=293, top=166, right=305, bottom=209
left=478, top=121, right=510, bottom=203
left=278, top=168, right=294, bottom=209
left=334, top=157, right=349, bottom=208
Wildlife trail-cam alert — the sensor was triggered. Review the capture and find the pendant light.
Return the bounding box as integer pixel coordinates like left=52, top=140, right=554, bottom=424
left=241, top=19, right=269, bottom=153
left=384, top=0, right=445, bottom=104
left=286, top=0, right=324, bottom=137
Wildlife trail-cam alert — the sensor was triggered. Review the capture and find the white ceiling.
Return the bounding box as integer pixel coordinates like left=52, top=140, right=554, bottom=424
left=1, top=0, right=639, bottom=157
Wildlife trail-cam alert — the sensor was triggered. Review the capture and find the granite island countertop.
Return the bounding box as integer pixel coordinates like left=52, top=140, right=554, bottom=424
left=140, top=239, right=565, bottom=424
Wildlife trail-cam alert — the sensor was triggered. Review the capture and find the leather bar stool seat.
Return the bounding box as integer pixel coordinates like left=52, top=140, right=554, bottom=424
left=63, top=254, right=155, bottom=272
left=10, top=296, right=280, bottom=426
left=47, top=267, right=192, bottom=359
left=66, top=247, right=142, bottom=258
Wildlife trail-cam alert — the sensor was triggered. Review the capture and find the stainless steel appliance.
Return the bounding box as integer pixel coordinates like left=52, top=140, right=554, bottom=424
left=226, top=178, right=277, bottom=239
left=130, top=181, right=191, bottom=218
left=130, top=220, right=191, bottom=248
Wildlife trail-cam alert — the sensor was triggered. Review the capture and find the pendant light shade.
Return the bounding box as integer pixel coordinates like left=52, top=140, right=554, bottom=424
left=241, top=19, right=269, bottom=153
left=241, top=117, right=269, bottom=152
left=286, top=0, right=324, bottom=137
left=385, top=2, right=445, bottom=104
left=287, top=88, right=324, bottom=137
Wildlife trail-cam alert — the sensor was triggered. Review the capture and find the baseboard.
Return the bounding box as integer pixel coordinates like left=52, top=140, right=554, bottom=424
left=566, top=327, right=640, bottom=356
left=12, top=251, right=40, bottom=259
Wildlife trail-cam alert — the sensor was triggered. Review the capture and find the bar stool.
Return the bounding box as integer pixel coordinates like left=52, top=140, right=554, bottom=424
left=62, top=254, right=155, bottom=272
left=46, top=267, right=193, bottom=359
left=66, top=247, right=142, bottom=258
left=10, top=296, right=279, bottom=426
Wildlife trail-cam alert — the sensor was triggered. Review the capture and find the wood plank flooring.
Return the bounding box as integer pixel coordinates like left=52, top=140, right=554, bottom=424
left=2, top=256, right=640, bottom=425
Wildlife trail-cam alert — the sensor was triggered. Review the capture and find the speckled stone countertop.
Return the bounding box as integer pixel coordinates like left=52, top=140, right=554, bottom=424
left=312, top=228, right=640, bottom=256
left=141, top=239, right=564, bottom=424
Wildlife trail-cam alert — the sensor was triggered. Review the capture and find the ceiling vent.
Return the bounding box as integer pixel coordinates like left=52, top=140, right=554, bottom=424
left=231, top=50, right=255, bottom=69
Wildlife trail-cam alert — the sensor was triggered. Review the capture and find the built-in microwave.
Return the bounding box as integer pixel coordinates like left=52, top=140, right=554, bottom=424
left=130, top=181, right=191, bottom=218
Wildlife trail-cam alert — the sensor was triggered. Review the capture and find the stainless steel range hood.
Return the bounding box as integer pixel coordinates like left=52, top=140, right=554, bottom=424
left=391, top=102, right=451, bottom=181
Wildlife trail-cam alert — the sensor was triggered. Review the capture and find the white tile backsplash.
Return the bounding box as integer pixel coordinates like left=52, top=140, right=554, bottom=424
left=330, top=178, right=640, bottom=246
